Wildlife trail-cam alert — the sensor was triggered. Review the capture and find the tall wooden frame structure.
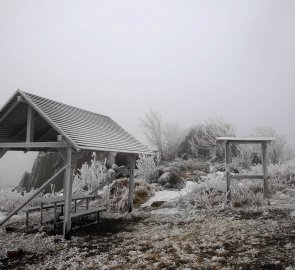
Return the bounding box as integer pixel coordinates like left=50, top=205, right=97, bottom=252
left=0, top=90, right=150, bottom=238
left=216, top=137, right=275, bottom=202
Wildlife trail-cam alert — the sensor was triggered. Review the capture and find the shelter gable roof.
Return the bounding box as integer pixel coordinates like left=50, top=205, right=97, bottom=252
left=0, top=90, right=151, bottom=154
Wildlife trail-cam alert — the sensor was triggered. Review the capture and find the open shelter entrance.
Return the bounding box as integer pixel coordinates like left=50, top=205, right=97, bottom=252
left=0, top=90, right=150, bottom=239
left=216, top=137, right=276, bottom=202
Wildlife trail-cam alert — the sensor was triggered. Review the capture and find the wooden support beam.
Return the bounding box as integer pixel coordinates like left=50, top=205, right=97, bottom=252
left=226, top=141, right=270, bottom=145
left=63, top=148, right=75, bottom=240
left=230, top=174, right=264, bottom=180
left=0, top=165, right=67, bottom=227
left=262, top=142, right=268, bottom=198
left=228, top=142, right=232, bottom=163
left=225, top=141, right=231, bottom=202
left=127, top=154, right=136, bottom=213
left=0, top=100, right=20, bottom=124
left=0, top=142, right=68, bottom=148
left=26, top=106, right=35, bottom=143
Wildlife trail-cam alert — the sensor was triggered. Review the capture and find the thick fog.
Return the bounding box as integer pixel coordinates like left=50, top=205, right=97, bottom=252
left=0, top=0, right=294, bottom=186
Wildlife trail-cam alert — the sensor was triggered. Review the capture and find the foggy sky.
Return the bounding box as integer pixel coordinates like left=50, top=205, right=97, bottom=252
left=0, top=0, right=295, bottom=186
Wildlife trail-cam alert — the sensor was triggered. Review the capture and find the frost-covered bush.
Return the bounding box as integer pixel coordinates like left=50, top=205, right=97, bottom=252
left=135, top=154, right=159, bottom=183
left=72, top=153, right=107, bottom=193
left=178, top=173, right=226, bottom=208
left=172, top=158, right=210, bottom=173
left=247, top=159, right=295, bottom=188
left=230, top=182, right=264, bottom=207
left=252, top=126, right=294, bottom=164
left=93, top=178, right=154, bottom=211
left=235, top=144, right=261, bottom=170
left=179, top=171, right=266, bottom=208
left=0, top=188, right=46, bottom=212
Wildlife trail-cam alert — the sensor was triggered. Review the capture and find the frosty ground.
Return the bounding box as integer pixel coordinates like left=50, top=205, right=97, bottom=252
left=1, top=187, right=295, bottom=270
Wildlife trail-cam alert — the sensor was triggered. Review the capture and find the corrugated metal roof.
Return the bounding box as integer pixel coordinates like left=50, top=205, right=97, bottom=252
left=0, top=90, right=151, bottom=154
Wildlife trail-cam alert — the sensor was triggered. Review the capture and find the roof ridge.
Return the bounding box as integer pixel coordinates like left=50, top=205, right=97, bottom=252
left=21, top=90, right=111, bottom=120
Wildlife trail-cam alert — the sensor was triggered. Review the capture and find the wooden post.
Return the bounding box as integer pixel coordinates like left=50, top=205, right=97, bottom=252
left=63, top=147, right=73, bottom=239
left=127, top=154, right=136, bottom=213
left=262, top=142, right=268, bottom=198
left=26, top=106, right=34, bottom=142
left=225, top=141, right=231, bottom=202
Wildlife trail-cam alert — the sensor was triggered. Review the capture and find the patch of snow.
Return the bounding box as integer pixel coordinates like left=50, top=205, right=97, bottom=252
left=0, top=212, right=6, bottom=222
left=142, top=181, right=198, bottom=207
left=151, top=208, right=179, bottom=215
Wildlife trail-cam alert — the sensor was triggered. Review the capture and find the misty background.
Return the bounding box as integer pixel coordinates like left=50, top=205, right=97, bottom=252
left=0, top=0, right=294, bottom=187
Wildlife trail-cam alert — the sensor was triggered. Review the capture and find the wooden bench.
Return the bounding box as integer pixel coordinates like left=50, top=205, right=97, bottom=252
left=23, top=203, right=64, bottom=227
left=59, top=207, right=107, bottom=224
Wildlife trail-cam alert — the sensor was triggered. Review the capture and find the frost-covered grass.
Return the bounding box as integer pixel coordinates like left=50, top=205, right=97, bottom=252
left=2, top=158, right=295, bottom=269
left=177, top=159, right=295, bottom=209
left=0, top=188, right=48, bottom=213
left=247, top=159, right=295, bottom=188
left=1, top=196, right=295, bottom=270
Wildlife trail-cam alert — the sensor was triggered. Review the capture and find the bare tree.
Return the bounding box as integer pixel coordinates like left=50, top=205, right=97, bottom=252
left=140, top=108, right=186, bottom=161
left=163, top=122, right=185, bottom=160
left=252, top=126, right=294, bottom=164
left=139, top=108, right=165, bottom=161
left=191, top=117, right=236, bottom=160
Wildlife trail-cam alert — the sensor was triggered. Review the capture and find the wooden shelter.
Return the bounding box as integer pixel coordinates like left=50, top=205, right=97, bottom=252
left=216, top=137, right=276, bottom=202
left=0, top=90, right=151, bottom=238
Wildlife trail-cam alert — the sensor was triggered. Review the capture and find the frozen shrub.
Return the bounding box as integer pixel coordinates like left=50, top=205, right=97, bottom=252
left=0, top=188, right=46, bottom=212
left=135, top=154, right=159, bottom=183
left=230, top=182, right=264, bottom=207
left=176, top=158, right=210, bottom=173
left=178, top=173, right=226, bottom=208
left=94, top=178, right=154, bottom=211
left=252, top=126, right=294, bottom=164
left=248, top=159, right=295, bottom=188
left=179, top=171, right=267, bottom=209
left=235, top=144, right=261, bottom=170
left=72, top=153, right=107, bottom=193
